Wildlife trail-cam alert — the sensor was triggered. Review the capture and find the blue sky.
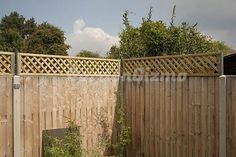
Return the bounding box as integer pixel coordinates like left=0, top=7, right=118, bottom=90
left=1, top=0, right=235, bottom=55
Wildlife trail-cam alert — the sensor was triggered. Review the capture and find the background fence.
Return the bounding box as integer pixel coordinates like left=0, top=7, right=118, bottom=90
left=0, top=51, right=236, bottom=157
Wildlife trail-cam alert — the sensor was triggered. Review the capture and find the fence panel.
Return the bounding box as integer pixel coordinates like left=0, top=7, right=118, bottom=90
left=226, top=76, right=236, bottom=157
left=19, top=76, right=119, bottom=157
left=124, top=76, right=220, bottom=157
left=0, top=76, right=13, bottom=157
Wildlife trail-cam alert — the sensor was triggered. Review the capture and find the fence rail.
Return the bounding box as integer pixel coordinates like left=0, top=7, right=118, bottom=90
left=123, top=53, right=221, bottom=76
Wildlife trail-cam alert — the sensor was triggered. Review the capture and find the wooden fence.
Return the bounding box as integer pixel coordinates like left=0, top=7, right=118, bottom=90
left=1, top=51, right=236, bottom=157
left=18, top=53, right=120, bottom=76
left=226, top=76, right=236, bottom=157
left=0, top=76, right=13, bottom=157
left=124, top=76, right=219, bottom=157
left=123, top=53, right=236, bottom=157
left=20, top=76, right=119, bottom=157
left=0, top=52, right=120, bottom=157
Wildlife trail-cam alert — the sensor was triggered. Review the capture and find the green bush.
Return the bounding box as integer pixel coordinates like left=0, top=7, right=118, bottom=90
left=44, top=121, right=82, bottom=157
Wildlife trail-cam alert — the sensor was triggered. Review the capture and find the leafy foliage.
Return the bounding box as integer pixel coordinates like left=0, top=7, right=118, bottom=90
left=0, top=11, right=36, bottom=39
left=25, top=22, right=70, bottom=55
left=0, top=28, right=24, bottom=52
left=76, top=50, right=100, bottom=58
left=0, top=11, right=70, bottom=55
left=113, top=89, right=131, bottom=157
left=106, top=46, right=121, bottom=59
left=107, top=7, right=231, bottom=59
left=44, top=121, right=82, bottom=157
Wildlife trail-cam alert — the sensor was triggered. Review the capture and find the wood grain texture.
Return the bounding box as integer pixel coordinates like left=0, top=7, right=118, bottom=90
left=226, top=76, right=236, bottom=157
left=17, top=76, right=119, bottom=157
left=124, top=76, right=220, bottom=157
left=0, top=76, right=13, bottom=157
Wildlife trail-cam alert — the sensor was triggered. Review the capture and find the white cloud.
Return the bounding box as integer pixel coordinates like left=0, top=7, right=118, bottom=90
left=66, top=19, right=119, bottom=56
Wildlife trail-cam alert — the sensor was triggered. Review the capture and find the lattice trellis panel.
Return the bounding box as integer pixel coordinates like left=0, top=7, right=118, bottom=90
left=0, top=52, right=13, bottom=74
left=124, top=53, right=221, bottom=76
left=19, top=53, right=120, bottom=76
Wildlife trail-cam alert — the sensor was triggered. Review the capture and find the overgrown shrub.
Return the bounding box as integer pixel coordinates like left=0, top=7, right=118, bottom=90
left=44, top=121, right=82, bottom=157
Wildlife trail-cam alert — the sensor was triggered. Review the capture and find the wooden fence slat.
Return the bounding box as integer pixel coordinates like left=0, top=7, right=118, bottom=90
left=231, top=78, right=236, bottom=156
left=194, top=77, right=201, bottom=157
left=155, top=78, right=160, bottom=157
left=165, top=77, right=171, bottom=157
left=0, top=77, right=11, bottom=157
left=201, top=77, right=208, bottom=157
left=182, top=78, right=189, bottom=157
left=150, top=79, right=155, bottom=157
left=159, top=77, right=165, bottom=157
left=140, top=77, right=145, bottom=157
left=215, top=77, right=219, bottom=157
left=135, top=79, right=141, bottom=157
left=24, top=77, right=33, bottom=157
left=126, top=77, right=132, bottom=157
left=226, top=77, right=232, bottom=157
left=176, top=78, right=183, bottom=157
left=144, top=77, right=150, bottom=157
left=170, top=78, right=177, bottom=157
left=188, top=77, right=194, bottom=157
left=20, top=77, right=25, bottom=157
left=208, top=77, right=215, bottom=157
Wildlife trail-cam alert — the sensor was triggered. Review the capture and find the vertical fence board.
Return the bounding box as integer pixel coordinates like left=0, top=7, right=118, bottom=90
left=232, top=78, right=236, bottom=156
left=126, top=77, right=132, bottom=157
left=176, top=78, right=183, bottom=157
left=182, top=78, right=189, bottom=157
left=165, top=77, right=171, bottom=157
left=131, top=80, right=136, bottom=156
left=155, top=79, right=160, bottom=157
left=227, top=77, right=236, bottom=157
left=0, top=76, right=12, bottom=157
left=201, top=77, right=208, bottom=157
left=135, top=79, right=141, bottom=157
left=159, top=77, right=165, bottom=157
left=140, top=78, right=145, bottom=157
left=150, top=79, right=155, bottom=157
left=144, top=77, right=150, bottom=157
left=194, top=77, right=201, bottom=157
left=170, top=79, right=177, bottom=157
left=215, top=77, right=219, bottom=157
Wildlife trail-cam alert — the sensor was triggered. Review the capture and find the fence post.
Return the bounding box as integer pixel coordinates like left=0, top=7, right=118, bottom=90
left=13, top=51, right=21, bottom=157
left=219, top=75, right=226, bottom=157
